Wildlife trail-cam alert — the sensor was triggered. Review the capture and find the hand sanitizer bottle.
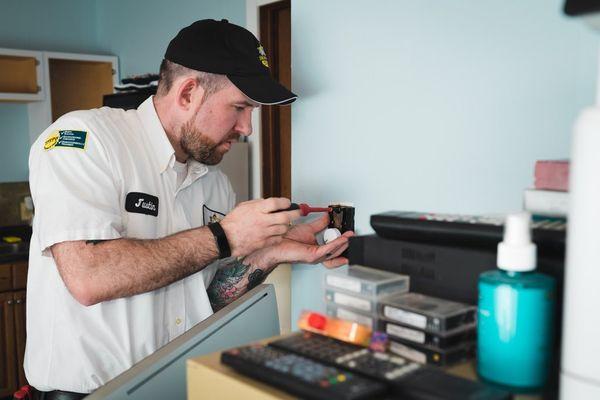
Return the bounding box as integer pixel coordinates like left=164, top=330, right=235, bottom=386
left=477, top=212, right=556, bottom=391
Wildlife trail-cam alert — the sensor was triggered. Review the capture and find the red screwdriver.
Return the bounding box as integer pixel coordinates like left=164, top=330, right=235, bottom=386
left=276, top=203, right=332, bottom=216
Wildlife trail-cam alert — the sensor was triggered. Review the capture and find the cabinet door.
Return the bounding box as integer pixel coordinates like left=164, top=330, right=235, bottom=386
left=0, top=292, right=17, bottom=397
left=0, top=263, right=12, bottom=293
left=13, top=291, right=26, bottom=388
left=12, top=261, right=28, bottom=291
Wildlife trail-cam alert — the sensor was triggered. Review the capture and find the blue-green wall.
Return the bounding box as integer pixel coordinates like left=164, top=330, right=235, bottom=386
left=0, top=0, right=245, bottom=182
left=290, top=0, right=600, bottom=324
left=0, top=104, right=32, bottom=181
left=0, top=0, right=101, bottom=53
left=95, top=0, right=245, bottom=78
left=0, top=0, right=103, bottom=182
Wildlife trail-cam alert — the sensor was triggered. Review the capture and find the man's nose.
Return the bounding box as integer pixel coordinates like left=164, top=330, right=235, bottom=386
left=234, top=108, right=253, bottom=137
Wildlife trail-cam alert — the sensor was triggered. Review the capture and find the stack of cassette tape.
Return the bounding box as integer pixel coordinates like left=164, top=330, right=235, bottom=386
left=379, top=292, right=477, bottom=367
left=324, top=265, right=410, bottom=332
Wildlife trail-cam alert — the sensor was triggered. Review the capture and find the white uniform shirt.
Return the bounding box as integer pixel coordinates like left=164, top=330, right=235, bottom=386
left=24, top=97, right=236, bottom=393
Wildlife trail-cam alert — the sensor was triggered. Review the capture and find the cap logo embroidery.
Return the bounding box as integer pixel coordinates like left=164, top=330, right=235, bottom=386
left=257, top=45, right=269, bottom=68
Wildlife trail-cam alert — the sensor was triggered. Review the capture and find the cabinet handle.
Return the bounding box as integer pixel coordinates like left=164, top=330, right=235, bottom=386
left=7, top=300, right=13, bottom=305
left=15, top=299, right=22, bottom=304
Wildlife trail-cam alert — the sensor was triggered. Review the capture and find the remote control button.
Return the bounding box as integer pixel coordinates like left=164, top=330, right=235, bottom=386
left=385, top=369, right=400, bottom=380
left=390, top=356, right=406, bottom=365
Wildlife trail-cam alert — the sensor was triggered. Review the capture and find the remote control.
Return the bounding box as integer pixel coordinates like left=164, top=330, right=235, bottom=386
left=270, top=332, right=511, bottom=400
left=371, top=211, right=565, bottom=252
left=271, top=332, right=421, bottom=381
left=221, top=343, right=386, bottom=400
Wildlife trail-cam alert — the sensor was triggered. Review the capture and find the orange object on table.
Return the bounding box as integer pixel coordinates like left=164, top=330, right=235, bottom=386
left=297, top=310, right=372, bottom=346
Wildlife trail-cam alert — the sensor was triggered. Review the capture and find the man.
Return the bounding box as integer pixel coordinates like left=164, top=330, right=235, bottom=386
left=24, top=19, right=352, bottom=399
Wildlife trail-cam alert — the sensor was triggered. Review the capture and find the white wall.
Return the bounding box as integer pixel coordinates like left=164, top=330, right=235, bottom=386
left=290, top=0, right=599, bottom=323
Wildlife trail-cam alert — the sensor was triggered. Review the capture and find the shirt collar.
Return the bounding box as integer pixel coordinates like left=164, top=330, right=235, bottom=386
left=137, top=96, right=177, bottom=173
left=137, top=96, right=208, bottom=178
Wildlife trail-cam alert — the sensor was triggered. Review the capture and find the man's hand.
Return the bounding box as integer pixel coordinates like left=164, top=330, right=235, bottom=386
left=208, top=214, right=353, bottom=311
left=220, top=197, right=302, bottom=258
left=244, top=214, right=354, bottom=269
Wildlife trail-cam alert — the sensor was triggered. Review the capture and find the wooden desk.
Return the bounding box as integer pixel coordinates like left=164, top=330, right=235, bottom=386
left=188, top=345, right=296, bottom=400
left=187, top=335, right=544, bottom=399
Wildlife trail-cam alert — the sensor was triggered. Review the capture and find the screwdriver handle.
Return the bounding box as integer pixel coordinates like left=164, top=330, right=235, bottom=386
left=275, top=203, right=331, bottom=217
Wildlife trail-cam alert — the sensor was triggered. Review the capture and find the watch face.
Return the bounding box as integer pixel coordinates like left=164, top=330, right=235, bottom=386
left=564, top=0, right=600, bottom=16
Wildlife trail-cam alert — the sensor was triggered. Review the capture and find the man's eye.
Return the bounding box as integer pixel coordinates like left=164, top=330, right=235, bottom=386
left=234, top=105, right=245, bottom=111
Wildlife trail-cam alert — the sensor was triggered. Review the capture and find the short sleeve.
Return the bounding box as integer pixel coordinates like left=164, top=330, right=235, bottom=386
left=29, top=114, right=123, bottom=254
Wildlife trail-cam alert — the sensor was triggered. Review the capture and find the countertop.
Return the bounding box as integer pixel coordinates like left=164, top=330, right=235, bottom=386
left=0, top=224, right=31, bottom=263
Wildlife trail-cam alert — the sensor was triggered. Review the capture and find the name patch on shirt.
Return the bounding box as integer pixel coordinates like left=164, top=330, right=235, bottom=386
left=125, top=192, right=159, bottom=217
left=44, top=130, right=88, bottom=150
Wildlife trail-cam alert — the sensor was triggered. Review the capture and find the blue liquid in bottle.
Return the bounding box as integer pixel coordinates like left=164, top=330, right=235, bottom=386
left=477, top=212, right=556, bottom=391
left=478, top=270, right=555, bottom=390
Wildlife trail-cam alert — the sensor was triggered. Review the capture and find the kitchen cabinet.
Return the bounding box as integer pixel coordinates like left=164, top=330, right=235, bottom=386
left=0, top=47, right=119, bottom=143
left=0, top=291, right=17, bottom=398
left=28, top=51, right=119, bottom=143
left=0, top=261, right=27, bottom=398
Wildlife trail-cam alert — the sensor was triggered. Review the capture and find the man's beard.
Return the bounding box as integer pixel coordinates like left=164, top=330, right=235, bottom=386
left=179, top=119, right=237, bottom=165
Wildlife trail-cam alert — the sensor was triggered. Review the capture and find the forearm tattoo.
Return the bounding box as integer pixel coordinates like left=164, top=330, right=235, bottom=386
left=247, top=269, right=266, bottom=290
left=207, top=258, right=268, bottom=311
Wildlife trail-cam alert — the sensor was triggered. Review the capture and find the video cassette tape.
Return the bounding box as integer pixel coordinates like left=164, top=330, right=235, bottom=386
left=324, top=265, right=409, bottom=300
left=381, top=319, right=476, bottom=348
left=325, top=288, right=378, bottom=313
left=388, top=338, right=475, bottom=366
left=325, top=302, right=381, bottom=331
left=380, top=292, right=476, bottom=333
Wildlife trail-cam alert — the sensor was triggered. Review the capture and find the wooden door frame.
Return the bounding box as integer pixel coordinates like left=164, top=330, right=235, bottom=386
left=246, top=0, right=293, bottom=334
left=246, top=0, right=283, bottom=200
left=259, top=0, right=291, bottom=199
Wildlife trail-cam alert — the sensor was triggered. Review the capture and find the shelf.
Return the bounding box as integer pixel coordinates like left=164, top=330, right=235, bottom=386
left=49, top=58, right=114, bottom=121
left=0, top=49, right=44, bottom=102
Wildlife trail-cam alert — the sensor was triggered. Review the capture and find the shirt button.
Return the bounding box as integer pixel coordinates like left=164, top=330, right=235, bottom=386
left=175, top=318, right=182, bottom=325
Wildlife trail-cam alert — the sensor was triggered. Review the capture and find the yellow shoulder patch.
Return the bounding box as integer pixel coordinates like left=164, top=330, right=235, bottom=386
left=43, top=131, right=60, bottom=150
left=44, top=130, right=88, bottom=151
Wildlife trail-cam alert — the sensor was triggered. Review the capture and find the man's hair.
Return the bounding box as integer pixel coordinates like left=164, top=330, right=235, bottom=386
left=156, top=59, right=229, bottom=100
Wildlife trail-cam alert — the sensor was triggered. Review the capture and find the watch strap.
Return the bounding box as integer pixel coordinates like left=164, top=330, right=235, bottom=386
left=207, top=222, right=231, bottom=259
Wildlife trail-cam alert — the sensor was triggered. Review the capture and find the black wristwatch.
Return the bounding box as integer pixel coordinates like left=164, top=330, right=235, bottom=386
left=207, top=222, right=231, bottom=259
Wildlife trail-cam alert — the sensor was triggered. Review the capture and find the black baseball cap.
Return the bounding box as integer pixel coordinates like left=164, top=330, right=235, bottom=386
left=165, top=19, right=297, bottom=105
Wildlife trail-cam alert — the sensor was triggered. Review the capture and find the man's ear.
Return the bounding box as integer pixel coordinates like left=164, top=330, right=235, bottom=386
left=175, top=77, right=205, bottom=111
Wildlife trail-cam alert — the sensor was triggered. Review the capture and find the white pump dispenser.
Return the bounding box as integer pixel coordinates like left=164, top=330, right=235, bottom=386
left=497, top=212, right=537, bottom=272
